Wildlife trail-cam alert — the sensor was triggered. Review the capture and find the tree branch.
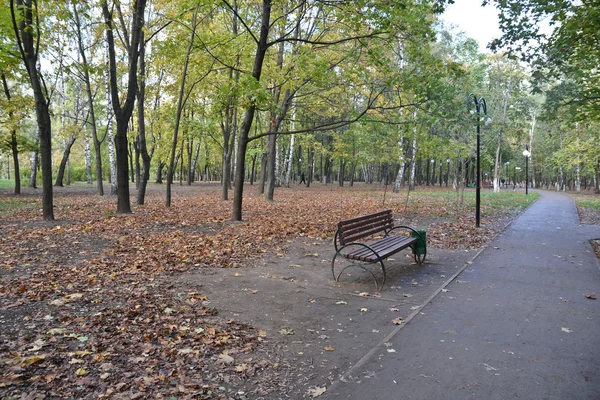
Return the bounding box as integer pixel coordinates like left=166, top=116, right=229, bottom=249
left=221, top=0, right=258, bottom=44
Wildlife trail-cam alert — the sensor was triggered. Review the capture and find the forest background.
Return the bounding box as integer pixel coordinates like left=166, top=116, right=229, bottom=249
left=0, top=0, right=598, bottom=222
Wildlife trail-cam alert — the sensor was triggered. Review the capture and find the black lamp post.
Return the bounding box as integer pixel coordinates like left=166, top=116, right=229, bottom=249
left=505, top=161, right=509, bottom=187
left=468, top=94, right=488, bottom=228
left=523, top=145, right=530, bottom=195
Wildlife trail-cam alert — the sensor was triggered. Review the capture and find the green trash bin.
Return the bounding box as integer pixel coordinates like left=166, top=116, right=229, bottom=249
left=411, top=230, right=427, bottom=255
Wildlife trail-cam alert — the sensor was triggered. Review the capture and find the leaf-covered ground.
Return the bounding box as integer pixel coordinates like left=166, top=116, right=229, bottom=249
left=0, top=183, right=539, bottom=398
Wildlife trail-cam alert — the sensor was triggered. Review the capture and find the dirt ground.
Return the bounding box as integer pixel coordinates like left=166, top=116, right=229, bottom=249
left=168, top=238, right=476, bottom=398
left=0, top=183, right=596, bottom=399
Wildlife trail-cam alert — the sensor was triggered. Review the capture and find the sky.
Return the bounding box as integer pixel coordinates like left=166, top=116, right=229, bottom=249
left=440, top=0, right=503, bottom=53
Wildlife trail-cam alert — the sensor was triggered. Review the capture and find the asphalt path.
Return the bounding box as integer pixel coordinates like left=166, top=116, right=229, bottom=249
left=326, top=190, right=600, bottom=400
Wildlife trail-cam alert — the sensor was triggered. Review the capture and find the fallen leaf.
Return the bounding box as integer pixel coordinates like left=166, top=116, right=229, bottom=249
left=75, top=368, right=87, bottom=376
left=323, top=346, right=335, bottom=351
left=441, top=289, right=449, bottom=293
left=358, top=292, right=370, bottom=297
left=561, top=327, right=572, bottom=333
left=392, top=317, right=403, bottom=325
left=585, top=294, right=596, bottom=300
left=389, top=308, right=399, bottom=312
left=335, top=301, right=347, bottom=305
left=306, top=386, right=327, bottom=397
left=278, top=328, right=295, bottom=336
left=15, top=355, right=46, bottom=366
left=235, top=363, right=251, bottom=373
left=360, top=308, right=368, bottom=312
left=217, top=353, right=234, bottom=364
left=387, top=349, right=396, bottom=353
left=47, top=328, right=66, bottom=335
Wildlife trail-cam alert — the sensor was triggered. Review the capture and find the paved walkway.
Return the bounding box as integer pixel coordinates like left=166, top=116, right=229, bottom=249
left=326, top=190, right=600, bottom=399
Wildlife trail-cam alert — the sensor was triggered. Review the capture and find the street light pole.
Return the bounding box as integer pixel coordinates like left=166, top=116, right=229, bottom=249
left=523, top=145, right=531, bottom=195
left=505, top=161, right=509, bottom=187
left=468, top=94, right=487, bottom=228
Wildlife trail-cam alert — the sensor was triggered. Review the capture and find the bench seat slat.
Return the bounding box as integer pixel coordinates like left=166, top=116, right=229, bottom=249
left=341, top=236, right=418, bottom=262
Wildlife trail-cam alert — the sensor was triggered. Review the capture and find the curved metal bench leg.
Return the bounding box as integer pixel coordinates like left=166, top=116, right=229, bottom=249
left=335, top=263, right=380, bottom=290
left=331, top=252, right=341, bottom=281
left=379, top=259, right=386, bottom=291
left=412, top=246, right=427, bottom=266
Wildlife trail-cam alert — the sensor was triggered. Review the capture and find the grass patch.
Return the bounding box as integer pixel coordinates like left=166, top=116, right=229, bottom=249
left=572, top=196, right=600, bottom=210
left=0, top=196, right=39, bottom=217
left=399, top=189, right=538, bottom=217
left=0, top=179, right=17, bottom=189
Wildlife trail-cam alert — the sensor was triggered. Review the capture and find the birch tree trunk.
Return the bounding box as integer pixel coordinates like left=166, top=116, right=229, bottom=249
left=105, top=43, right=117, bottom=195
left=409, top=115, right=418, bottom=190
left=529, top=113, right=536, bottom=188
left=285, top=134, right=294, bottom=187
left=84, top=126, right=92, bottom=184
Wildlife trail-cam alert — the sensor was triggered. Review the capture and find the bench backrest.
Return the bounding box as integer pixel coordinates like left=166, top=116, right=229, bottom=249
left=337, top=209, right=394, bottom=246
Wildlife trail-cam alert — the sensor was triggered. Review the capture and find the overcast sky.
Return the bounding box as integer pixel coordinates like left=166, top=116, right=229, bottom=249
left=440, top=0, right=502, bottom=53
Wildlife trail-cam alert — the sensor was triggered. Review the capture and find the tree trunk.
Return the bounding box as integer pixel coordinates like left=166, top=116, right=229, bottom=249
left=102, top=0, right=147, bottom=213
left=54, top=135, right=76, bottom=187
left=167, top=7, right=197, bottom=207
left=105, top=41, right=117, bottom=195
left=128, top=141, right=135, bottom=183
left=258, top=151, right=267, bottom=194
left=156, top=160, right=164, bottom=183
left=84, top=126, right=92, bottom=184
left=74, top=3, right=103, bottom=195
left=29, top=147, right=37, bottom=189
left=265, top=134, right=277, bottom=200
left=409, top=132, right=418, bottom=190
left=232, top=0, right=271, bottom=221
left=1, top=73, right=21, bottom=195
left=12, top=0, right=53, bottom=219
left=136, top=29, right=151, bottom=205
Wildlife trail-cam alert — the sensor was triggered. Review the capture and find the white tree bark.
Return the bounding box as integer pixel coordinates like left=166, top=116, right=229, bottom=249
left=394, top=156, right=406, bottom=192
left=529, top=113, right=536, bottom=188
left=105, top=43, right=117, bottom=195
left=285, top=134, right=294, bottom=186
left=84, top=125, right=92, bottom=184
left=409, top=112, right=418, bottom=189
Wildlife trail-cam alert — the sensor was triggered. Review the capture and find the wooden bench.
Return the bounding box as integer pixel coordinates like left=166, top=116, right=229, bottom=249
left=331, top=210, right=426, bottom=291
